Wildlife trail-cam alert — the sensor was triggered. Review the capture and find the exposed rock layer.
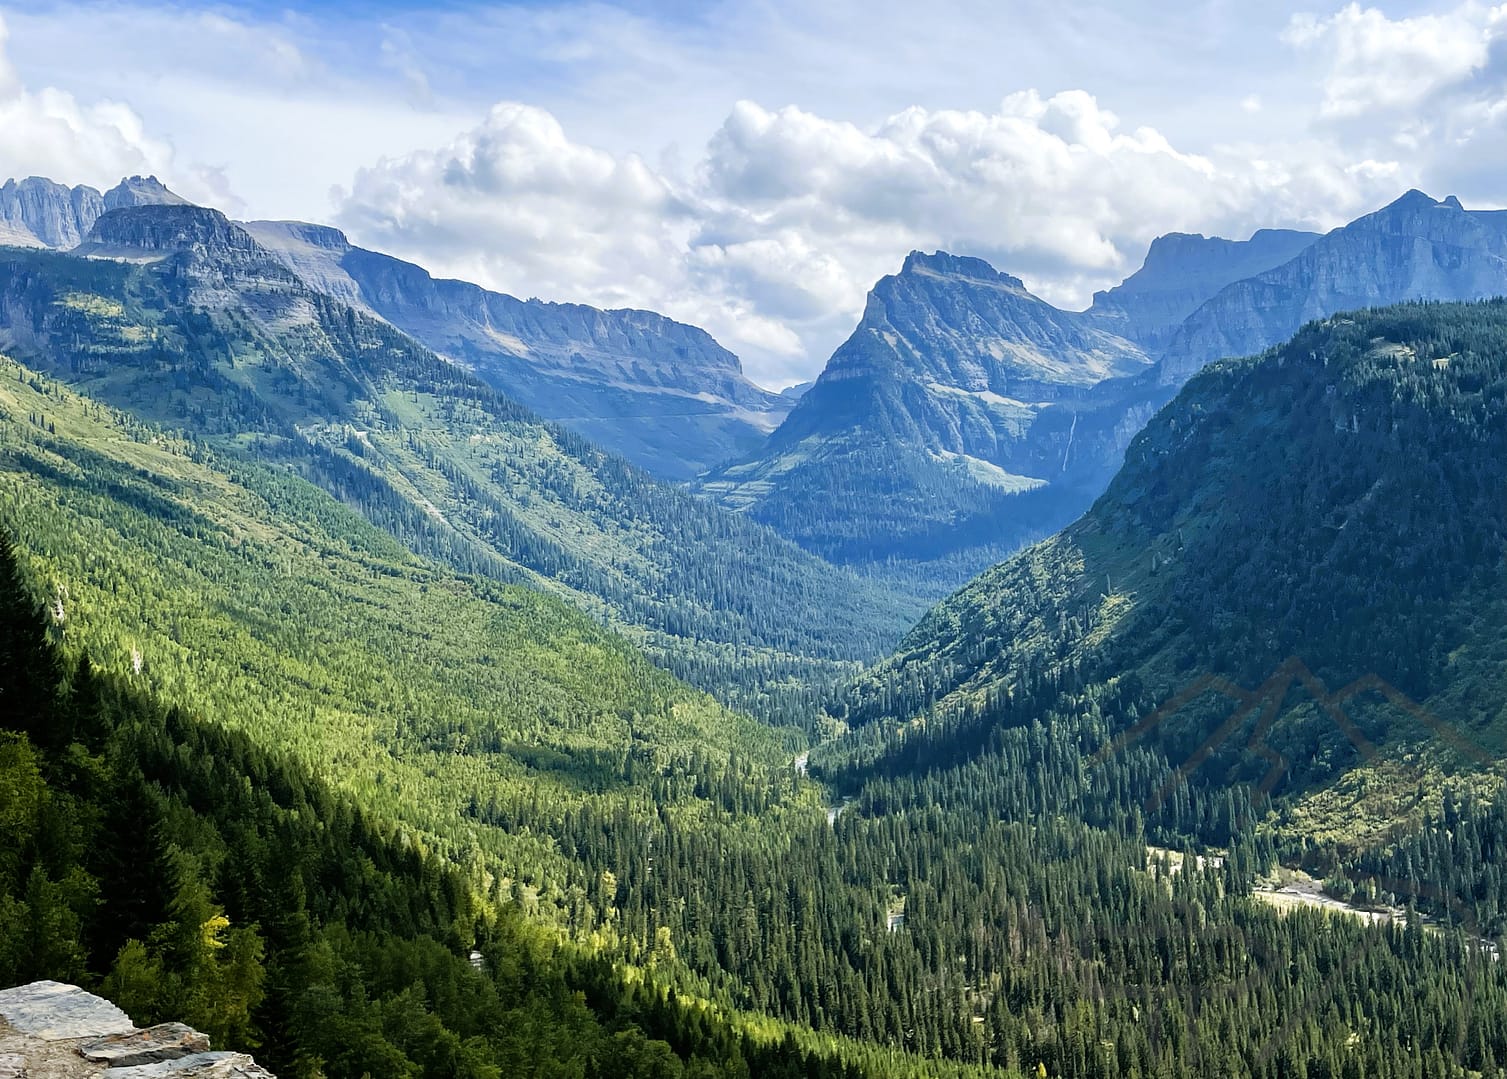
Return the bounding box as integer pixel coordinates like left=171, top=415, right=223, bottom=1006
left=0, top=982, right=274, bottom=1079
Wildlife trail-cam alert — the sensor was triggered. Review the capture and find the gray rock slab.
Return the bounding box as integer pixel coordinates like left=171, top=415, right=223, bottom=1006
left=0, top=983, right=134, bottom=1041
left=79, top=1025, right=210, bottom=1067
left=104, top=1053, right=274, bottom=1079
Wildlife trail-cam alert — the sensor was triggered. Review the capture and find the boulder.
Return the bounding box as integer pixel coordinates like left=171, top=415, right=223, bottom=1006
left=0, top=982, right=133, bottom=1041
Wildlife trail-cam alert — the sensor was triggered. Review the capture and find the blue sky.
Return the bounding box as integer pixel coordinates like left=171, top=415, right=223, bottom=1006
left=1, top=0, right=1503, bottom=385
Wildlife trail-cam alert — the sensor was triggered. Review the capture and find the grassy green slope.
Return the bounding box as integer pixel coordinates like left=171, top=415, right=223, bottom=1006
left=0, top=353, right=799, bottom=908
left=0, top=353, right=1024, bottom=1079
left=0, top=237, right=913, bottom=721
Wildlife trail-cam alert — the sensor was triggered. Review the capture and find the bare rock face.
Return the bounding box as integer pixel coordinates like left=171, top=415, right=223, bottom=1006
left=1154, top=190, right=1507, bottom=386
left=0, top=982, right=134, bottom=1041
left=102, top=1053, right=273, bottom=1079
left=0, top=983, right=273, bottom=1079
left=1087, top=228, right=1319, bottom=352
left=78, top=1026, right=210, bottom=1067
left=102, top=177, right=191, bottom=212
left=0, top=178, right=105, bottom=249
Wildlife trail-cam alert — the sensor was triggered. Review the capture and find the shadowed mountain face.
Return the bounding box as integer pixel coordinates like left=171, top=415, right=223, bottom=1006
left=697, top=251, right=1152, bottom=585
left=706, top=192, right=1507, bottom=595
left=1086, top=228, right=1319, bottom=351
left=1153, top=191, right=1507, bottom=385
left=840, top=299, right=1507, bottom=809
left=244, top=220, right=793, bottom=480
left=1033, top=191, right=1507, bottom=505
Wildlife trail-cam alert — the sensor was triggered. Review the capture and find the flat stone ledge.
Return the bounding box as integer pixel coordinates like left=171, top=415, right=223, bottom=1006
left=78, top=1027, right=210, bottom=1068
left=0, top=984, right=133, bottom=1042
left=103, top=1054, right=273, bottom=1079
left=0, top=984, right=276, bottom=1079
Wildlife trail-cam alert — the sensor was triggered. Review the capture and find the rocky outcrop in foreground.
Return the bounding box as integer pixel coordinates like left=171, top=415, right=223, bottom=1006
left=0, top=982, right=272, bottom=1079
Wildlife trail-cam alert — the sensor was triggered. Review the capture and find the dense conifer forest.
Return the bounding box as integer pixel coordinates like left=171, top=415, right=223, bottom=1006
left=6, top=245, right=1507, bottom=1079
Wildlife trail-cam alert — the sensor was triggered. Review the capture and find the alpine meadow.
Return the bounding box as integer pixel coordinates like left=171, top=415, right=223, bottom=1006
left=3, top=5, right=1507, bottom=1078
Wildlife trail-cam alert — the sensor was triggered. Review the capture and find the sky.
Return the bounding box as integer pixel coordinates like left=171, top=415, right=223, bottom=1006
left=0, top=1, right=1504, bottom=388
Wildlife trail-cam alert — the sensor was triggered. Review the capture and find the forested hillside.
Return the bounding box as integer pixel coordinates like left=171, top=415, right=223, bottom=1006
left=834, top=301, right=1507, bottom=837
left=0, top=529, right=1002, bottom=1079
left=0, top=350, right=1005, bottom=1076
left=0, top=218, right=913, bottom=723
left=10, top=302, right=1507, bottom=1075
left=0, top=353, right=805, bottom=904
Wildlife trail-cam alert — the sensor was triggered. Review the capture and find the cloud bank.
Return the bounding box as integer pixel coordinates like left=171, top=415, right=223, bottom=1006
left=5, top=2, right=1507, bottom=388
left=336, top=88, right=1406, bottom=386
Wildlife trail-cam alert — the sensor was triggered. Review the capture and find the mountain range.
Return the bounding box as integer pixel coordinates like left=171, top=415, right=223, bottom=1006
left=0, top=174, right=790, bottom=482
left=5, top=169, right=1507, bottom=1077
left=0, top=185, right=911, bottom=722
left=243, top=220, right=793, bottom=480
left=704, top=190, right=1507, bottom=594
left=845, top=298, right=1507, bottom=741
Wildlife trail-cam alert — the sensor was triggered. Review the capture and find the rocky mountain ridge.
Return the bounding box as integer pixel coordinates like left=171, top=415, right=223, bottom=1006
left=0, top=174, right=791, bottom=480
left=705, top=190, right=1507, bottom=594
left=0, top=197, right=912, bottom=717
left=1086, top=227, right=1319, bottom=351
left=244, top=219, right=792, bottom=480
left=1154, top=189, right=1507, bottom=384
left=0, top=176, right=184, bottom=251
left=696, top=247, right=1153, bottom=580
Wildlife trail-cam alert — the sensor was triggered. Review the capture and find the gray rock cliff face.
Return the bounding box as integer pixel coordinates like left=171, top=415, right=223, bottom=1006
left=0, top=175, right=186, bottom=251
left=245, top=220, right=792, bottom=480
left=1156, top=191, right=1507, bottom=385
left=0, top=981, right=134, bottom=1041
left=0, top=981, right=274, bottom=1079
left=1087, top=228, right=1318, bottom=351
left=102, top=176, right=191, bottom=211
left=80, top=205, right=262, bottom=260
left=0, top=178, right=105, bottom=249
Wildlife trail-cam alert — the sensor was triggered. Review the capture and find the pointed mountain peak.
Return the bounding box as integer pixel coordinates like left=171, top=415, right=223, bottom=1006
left=103, top=175, right=191, bottom=210
left=1382, top=188, right=1443, bottom=212
left=899, top=250, right=1025, bottom=289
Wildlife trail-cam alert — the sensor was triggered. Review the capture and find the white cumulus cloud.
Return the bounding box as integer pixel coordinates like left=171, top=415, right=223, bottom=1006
left=0, top=14, right=238, bottom=210
left=1285, top=2, right=1507, bottom=117
left=0, top=15, right=175, bottom=190
left=337, top=88, right=1404, bottom=387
